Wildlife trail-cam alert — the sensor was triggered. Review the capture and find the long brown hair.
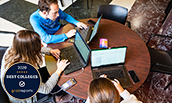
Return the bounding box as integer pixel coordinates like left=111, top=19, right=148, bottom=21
left=88, top=78, right=120, bottom=103
left=5, top=30, right=42, bottom=68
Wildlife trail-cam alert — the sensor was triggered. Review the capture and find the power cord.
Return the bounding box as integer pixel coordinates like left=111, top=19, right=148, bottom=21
left=61, top=68, right=85, bottom=77
left=51, top=88, right=63, bottom=95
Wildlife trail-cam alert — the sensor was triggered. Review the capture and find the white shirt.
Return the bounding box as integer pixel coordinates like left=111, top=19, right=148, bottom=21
left=85, top=90, right=142, bottom=103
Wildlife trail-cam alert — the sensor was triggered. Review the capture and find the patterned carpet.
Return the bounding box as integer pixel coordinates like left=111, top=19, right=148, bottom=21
left=133, top=72, right=172, bottom=103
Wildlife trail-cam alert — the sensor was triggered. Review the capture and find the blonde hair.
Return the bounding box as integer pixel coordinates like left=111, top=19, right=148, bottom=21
left=5, top=30, right=42, bottom=68
left=88, top=78, right=120, bottom=103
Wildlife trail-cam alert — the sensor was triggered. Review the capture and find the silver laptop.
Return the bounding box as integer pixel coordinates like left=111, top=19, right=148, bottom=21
left=91, top=46, right=133, bottom=88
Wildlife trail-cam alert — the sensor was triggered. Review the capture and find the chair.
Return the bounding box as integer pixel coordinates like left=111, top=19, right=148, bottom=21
left=0, top=31, right=15, bottom=103
left=0, top=46, right=10, bottom=103
left=146, top=34, right=172, bottom=90
left=97, top=5, right=128, bottom=25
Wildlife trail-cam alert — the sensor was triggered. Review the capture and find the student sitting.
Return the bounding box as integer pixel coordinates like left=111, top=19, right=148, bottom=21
left=1, top=30, right=70, bottom=103
left=86, top=75, right=142, bottom=103
left=30, top=0, right=87, bottom=44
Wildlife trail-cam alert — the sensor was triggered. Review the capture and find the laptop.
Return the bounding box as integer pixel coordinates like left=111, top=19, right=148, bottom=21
left=91, top=46, right=133, bottom=88
left=60, top=30, right=91, bottom=74
left=76, top=15, right=102, bottom=44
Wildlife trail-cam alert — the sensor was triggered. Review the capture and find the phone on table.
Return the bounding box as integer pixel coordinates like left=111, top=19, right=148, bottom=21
left=128, top=70, right=140, bottom=83
left=61, top=78, right=77, bottom=91
left=87, top=19, right=96, bottom=26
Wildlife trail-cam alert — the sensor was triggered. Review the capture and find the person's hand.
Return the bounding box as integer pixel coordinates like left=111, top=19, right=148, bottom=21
left=111, top=79, right=124, bottom=94
left=66, top=29, right=76, bottom=38
left=99, top=74, right=124, bottom=94
left=50, top=49, right=60, bottom=59
left=55, top=59, right=70, bottom=76
left=76, top=22, right=87, bottom=29
left=100, top=74, right=107, bottom=78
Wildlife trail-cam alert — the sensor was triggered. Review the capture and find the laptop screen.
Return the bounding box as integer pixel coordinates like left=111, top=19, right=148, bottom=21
left=75, top=31, right=90, bottom=63
left=89, top=15, right=102, bottom=42
left=91, top=46, right=127, bottom=67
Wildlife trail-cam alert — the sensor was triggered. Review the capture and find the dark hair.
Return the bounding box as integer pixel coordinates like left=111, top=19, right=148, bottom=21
left=38, top=0, right=58, bottom=12
left=5, top=30, right=42, bottom=68
left=88, top=78, right=120, bottom=103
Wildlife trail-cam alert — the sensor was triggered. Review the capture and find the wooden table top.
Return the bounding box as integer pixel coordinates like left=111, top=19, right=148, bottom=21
left=45, top=18, right=150, bottom=99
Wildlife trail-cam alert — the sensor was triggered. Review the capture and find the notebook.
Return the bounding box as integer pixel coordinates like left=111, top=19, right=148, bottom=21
left=60, top=30, right=91, bottom=74
left=76, top=15, right=102, bottom=44
left=91, top=46, right=133, bottom=88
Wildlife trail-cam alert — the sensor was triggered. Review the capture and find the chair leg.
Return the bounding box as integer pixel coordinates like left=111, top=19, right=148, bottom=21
left=72, top=0, right=74, bottom=7
left=87, top=0, right=89, bottom=9
left=59, top=0, right=64, bottom=7
left=164, top=80, right=172, bottom=90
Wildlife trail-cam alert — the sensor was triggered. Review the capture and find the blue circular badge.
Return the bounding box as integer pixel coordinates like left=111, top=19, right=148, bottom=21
left=3, top=62, right=41, bottom=100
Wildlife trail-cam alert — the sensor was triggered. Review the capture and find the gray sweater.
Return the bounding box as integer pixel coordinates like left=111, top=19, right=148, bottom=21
left=1, top=47, right=59, bottom=103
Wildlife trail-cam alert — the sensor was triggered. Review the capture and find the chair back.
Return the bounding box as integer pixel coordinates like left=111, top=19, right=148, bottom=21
left=146, top=34, right=172, bottom=75
left=0, top=46, right=8, bottom=69
left=0, top=47, right=10, bottom=103
left=0, top=31, right=15, bottom=103
left=97, top=5, right=128, bottom=25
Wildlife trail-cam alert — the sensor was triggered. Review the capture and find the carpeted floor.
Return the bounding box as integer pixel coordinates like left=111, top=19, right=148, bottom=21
left=60, top=0, right=112, bottom=25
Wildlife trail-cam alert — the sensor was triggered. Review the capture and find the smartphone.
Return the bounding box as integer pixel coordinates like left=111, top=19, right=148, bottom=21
left=87, top=19, right=96, bottom=26
left=61, top=78, right=77, bottom=91
left=128, top=70, right=140, bottom=83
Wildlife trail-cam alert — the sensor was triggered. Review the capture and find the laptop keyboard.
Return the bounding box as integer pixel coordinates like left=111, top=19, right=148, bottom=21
left=60, top=46, right=83, bottom=74
left=79, top=26, right=91, bottom=40
left=94, top=68, right=125, bottom=79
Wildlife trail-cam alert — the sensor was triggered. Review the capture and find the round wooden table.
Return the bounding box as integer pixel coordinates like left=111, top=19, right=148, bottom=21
left=45, top=18, right=150, bottom=99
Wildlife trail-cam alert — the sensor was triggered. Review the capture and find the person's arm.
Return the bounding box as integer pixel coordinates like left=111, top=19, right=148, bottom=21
left=30, top=13, right=68, bottom=44
left=112, top=79, right=142, bottom=103
left=41, top=47, right=60, bottom=59
left=41, top=47, right=52, bottom=55
left=38, top=59, right=69, bottom=94
left=120, top=90, right=142, bottom=103
left=58, top=9, right=87, bottom=29
left=38, top=73, right=59, bottom=94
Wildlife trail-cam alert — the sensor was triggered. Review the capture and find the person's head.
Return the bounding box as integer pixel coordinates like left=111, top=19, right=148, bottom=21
left=38, top=0, right=59, bottom=20
left=88, top=78, right=120, bottom=103
left=5, top=30, right=42, bottom=68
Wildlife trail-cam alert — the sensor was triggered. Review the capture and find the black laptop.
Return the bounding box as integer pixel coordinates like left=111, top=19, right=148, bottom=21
left=76, top=15, right=102, bottom=44
left=91, top=46, right=133, bottom=88
left=60, top=30, right=91, bottom=74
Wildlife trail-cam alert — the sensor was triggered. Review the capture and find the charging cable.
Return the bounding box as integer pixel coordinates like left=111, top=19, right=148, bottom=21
left=61, top=68, right=85, bottom=77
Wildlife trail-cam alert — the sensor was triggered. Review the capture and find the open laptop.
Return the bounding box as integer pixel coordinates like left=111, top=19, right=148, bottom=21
left=60, top=30, right=91, bottom=74
left=91, top=46, right=133, bottom=88
left=76, top=15, right=102, bottom=44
